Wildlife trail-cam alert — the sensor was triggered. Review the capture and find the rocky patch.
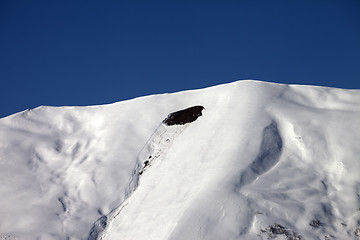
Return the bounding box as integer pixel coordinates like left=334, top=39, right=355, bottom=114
left=163, top=106, right=204, bottom=126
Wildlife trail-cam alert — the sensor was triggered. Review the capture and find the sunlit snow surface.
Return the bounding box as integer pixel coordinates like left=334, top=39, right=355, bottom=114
left=0, top=80, right=359, bottom=240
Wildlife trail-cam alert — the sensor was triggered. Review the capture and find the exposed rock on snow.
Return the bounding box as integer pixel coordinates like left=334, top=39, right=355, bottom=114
left=162, top=105, right=204, bottom=126
left=260, top=223, right=304, bottom=240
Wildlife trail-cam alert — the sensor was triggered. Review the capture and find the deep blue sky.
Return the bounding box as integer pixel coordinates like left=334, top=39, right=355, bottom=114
left=1, top=0, right=360, bottom=118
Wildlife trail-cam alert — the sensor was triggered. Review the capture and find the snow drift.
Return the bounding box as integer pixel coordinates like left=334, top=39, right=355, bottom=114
left=0, top=80, right=359, bottom=240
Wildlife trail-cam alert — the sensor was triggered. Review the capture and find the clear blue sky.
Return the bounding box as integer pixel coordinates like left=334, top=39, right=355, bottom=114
left=1, top=0, right=360, bottom=118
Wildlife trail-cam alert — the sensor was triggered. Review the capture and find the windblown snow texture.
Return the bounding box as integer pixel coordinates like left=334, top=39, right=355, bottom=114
left=238, top=120, right=283, bottom=188
left=0, top=80, right=359, bottom=240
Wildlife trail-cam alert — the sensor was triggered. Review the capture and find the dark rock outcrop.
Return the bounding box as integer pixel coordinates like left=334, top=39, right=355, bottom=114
left=163, top=106, right=205, bottom=126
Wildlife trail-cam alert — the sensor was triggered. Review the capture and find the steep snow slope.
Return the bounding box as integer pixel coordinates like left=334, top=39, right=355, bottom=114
left=0, top=80, right=359, bottom=240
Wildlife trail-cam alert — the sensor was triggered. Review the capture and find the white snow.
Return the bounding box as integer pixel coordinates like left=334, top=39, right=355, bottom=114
left=0, top=80, right=359, bottom=240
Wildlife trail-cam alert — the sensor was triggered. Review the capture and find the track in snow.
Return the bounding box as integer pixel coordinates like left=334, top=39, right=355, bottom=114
left=88, top=106, right=204, bottom=239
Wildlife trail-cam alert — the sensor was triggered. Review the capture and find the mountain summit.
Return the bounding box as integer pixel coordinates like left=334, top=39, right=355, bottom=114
left=0, top=80, right=359, bottom=240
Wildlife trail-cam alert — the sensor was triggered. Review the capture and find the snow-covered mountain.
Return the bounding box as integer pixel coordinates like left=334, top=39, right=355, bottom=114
left=0, top=80, right=359, bottom=240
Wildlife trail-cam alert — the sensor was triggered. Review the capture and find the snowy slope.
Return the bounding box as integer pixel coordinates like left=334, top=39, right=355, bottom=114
left=0, top=80, right=359, bottom=240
